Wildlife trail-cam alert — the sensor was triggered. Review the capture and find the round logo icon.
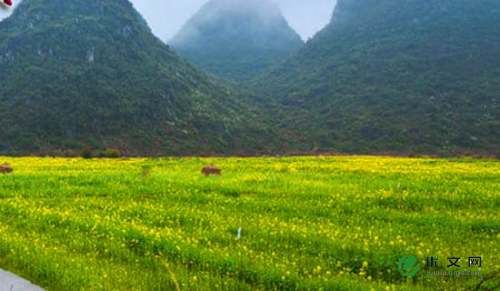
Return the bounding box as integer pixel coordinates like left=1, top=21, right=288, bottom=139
left=397, top=256, right=421, bottom=278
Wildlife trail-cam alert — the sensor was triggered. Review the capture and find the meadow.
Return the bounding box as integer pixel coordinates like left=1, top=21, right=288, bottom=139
left=0, top=156, right=498, bottom=290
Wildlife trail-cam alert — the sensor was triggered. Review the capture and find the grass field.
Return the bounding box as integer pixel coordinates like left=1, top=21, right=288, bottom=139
left=0, top=156, right=498, bottom=290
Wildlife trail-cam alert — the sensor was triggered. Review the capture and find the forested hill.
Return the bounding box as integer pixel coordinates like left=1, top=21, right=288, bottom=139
left=170, top=0, right=304, bottom=81
left=0, top=0, right=274, bottom=155
left=253, top=0, right=500, bottom=155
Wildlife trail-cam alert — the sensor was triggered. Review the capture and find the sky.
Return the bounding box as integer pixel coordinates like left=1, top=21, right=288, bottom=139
left=1, top=0, right=337, bottom=41
left=130, top=0, right=337, bottom=41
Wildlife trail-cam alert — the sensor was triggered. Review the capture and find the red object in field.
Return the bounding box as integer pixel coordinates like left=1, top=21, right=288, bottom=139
left=3, top=0, right=13, bottom=6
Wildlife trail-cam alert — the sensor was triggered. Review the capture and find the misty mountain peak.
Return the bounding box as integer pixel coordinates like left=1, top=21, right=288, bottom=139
left=170, top=0, right=303, bottom=81
left=201, top=0, right=283, bottom=21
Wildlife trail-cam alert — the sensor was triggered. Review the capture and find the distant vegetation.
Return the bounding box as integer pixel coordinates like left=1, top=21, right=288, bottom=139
left=0, top=156, right=498, bottom=290
left=0, top=0, right=498, bottom=156
left=254, top=0, right=500, bottom=155
left=0, top=0, right=275, bottom=156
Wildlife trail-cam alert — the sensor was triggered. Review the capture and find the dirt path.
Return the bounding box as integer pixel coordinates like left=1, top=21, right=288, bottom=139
left=0, top=269, right=43, bottom=291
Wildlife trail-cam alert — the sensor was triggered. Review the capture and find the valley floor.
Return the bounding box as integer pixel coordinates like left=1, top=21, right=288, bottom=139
left=0, top=156, right=498, bottom=290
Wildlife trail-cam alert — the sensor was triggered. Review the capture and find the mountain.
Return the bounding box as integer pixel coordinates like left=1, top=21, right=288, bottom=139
left=0, top=0, right=274, bottom=155
left=170, top=0, right=303, bottom=81
left=254, top=0, right=500, bottom=155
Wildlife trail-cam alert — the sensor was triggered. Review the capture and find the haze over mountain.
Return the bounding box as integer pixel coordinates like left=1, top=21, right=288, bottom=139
left=0, top=0, right=272, bottom=155
left=170, top=0, right=304, bottom=81
left=256, top=0, right=500, bottom=155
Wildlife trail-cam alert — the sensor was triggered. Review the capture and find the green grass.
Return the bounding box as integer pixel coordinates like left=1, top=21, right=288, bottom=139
left=0, top=156, right=498, bottom=290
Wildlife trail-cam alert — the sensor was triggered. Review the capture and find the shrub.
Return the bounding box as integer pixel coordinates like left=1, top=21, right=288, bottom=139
left=81, top=149, right=93, bottom=159
left=95, top=149, right=122, bottom=158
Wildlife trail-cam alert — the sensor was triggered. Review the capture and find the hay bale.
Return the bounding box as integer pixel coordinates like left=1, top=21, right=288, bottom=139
left=202, top=165, right=221, bottom=176
left=0, top=163, right=13, bottom=174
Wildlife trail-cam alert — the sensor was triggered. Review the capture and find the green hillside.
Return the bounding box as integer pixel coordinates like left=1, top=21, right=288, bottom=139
left=255, top=0, right=500, bottom=155
left=170, top=0, right=303, bottom=81
left=0, top=0, right=273, bottom=155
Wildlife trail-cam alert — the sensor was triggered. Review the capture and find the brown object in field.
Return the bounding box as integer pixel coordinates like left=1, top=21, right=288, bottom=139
left=202, top=165, right=221, bottom=176
left=0, top=163, right=13, bottom=174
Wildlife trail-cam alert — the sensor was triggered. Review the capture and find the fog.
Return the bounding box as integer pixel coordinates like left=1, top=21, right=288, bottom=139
left=131, top=0, right=337, bottom=41
left=1, top=0, right=337, bottom=41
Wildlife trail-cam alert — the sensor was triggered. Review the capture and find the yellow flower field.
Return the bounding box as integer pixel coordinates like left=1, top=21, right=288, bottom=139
left=0, top=156, right=498, bottom=290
